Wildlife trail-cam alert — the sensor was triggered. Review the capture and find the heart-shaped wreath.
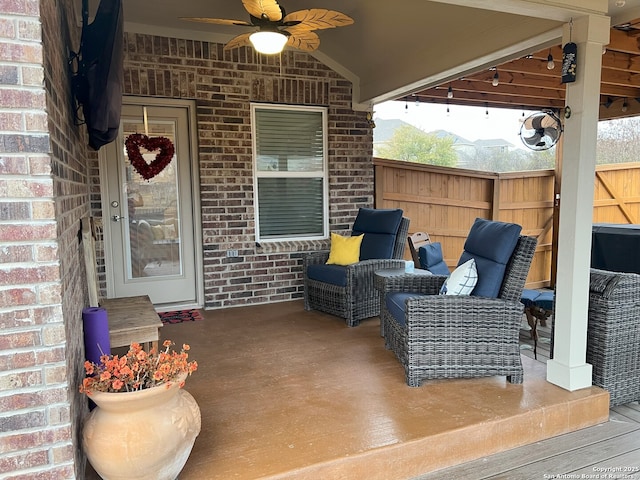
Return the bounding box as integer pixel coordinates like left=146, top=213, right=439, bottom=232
left=125, top=134, right=175, bottom=180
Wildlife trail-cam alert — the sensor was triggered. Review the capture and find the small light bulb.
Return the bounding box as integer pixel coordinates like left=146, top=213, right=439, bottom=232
left=447, top=85, right=453, bottom=99
left=492, top=71, right=499, bottom=87
left=547, top=53, right=555, bottom=70
left=622, top=100, right=628, bottom=112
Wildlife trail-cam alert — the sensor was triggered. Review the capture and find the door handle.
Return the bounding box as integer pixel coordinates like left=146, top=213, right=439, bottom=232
left=112, top=215, right=126, bottom=222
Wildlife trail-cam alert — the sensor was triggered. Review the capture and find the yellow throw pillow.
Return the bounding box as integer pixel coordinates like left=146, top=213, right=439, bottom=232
left=326, top=233, right=364, bottom=266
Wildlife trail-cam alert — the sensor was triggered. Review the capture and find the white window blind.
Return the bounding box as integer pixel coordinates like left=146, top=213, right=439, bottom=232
left=253, top=105, right=328, bottom=241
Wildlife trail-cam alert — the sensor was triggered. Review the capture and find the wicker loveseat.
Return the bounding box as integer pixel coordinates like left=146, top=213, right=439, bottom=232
left=587, top=268, right=640, bottom=406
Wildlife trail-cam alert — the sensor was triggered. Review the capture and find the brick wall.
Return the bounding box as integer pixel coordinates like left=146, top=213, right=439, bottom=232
left=1, top=5, right=374, bottom=480
left=0, top=0, right=90, bottom=477
left=109, top=33, right=374, bottom=309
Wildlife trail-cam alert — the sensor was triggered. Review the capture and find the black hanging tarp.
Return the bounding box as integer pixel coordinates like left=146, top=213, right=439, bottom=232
left=73, top=0, right=123, bottom=150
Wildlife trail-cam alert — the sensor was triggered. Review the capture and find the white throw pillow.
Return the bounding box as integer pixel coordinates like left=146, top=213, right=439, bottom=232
left=440, top=259, right=477, bottom=295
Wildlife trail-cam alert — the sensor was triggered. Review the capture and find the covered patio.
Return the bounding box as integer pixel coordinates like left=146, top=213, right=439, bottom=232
left=87, top=302, right=610, bottom=479
left=4, top=1, right=640, bottom=478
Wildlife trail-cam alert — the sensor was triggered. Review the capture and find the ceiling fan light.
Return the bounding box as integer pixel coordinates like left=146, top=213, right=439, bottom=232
left=249, top=31, right=287, bottom=54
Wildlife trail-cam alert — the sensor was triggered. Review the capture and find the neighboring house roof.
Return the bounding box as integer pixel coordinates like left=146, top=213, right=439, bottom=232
left=472, top=138, right=516, bottom=149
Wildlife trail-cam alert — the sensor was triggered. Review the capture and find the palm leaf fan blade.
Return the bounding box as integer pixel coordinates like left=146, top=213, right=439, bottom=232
left=283, top=9, right=354, bottom=30
left=180, top=17, right=251, bottom=26
left=242, top=0, right=283, bottom=21
left=286, top=31, right=320, bottom=51
left=224, top=32, right=253, bottom=50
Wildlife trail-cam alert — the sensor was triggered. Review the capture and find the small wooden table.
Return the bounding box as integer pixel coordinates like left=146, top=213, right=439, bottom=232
left=100, top=295, right=163, bottom=351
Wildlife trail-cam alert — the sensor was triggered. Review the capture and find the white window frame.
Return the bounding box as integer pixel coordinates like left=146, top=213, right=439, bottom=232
left=252, top=103, right=329, bottom=242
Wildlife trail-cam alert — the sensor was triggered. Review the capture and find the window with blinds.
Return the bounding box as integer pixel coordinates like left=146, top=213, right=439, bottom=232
left=252, top=104, right=328, bottom=241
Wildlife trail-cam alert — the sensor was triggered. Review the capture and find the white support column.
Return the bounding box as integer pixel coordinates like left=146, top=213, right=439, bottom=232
left=547, top=14, right=610, bottom=391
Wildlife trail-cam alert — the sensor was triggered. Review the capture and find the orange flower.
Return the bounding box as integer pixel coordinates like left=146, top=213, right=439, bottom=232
left=84, top=361, right=94, bottom=375
left=111, top=379, right=124, bottom=390
left=79, top=340, right=197, bottom=394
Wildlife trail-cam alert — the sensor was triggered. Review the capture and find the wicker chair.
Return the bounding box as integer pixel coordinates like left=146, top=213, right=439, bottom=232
left=587, top=268, right=640, bottom=407
left=381, top=219, right=537, bottom=387
left=303, top=208, right=410, bottom=327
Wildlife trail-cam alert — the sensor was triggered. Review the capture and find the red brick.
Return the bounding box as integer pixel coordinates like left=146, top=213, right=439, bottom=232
left=0, top=450, right=48, bottom=474
left=0, top=330, right=39, bottom=349
left=17, top=20, right=40, bottom=41
left=0, top=156, right=27, bottom=174
left=0, top=0, right=39, bottom=15
left=0, top=351, right=35, bottom=371
left=0, top=245, right=32, bottom=264
left=0, top=288, right=37, bottom=307
left=0, top=224, right=57, bottom=242
left=0, top=179, right=53, bottom=197
left=21, top=66, right=43, bottom=86
left=0, top=42, right=42, bottom=63
left=0, top=410, right=46, bottom=433
left=0, top=387, right=67, bottom=413
left=0, top=427, right=71, bottom=454
left=0, top=369, right=42, bottom=390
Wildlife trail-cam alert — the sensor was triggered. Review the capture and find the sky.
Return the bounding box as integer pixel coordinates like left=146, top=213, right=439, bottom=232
left=373, top=100, right=539, bottom=145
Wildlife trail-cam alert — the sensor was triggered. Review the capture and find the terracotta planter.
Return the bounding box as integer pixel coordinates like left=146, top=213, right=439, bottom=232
left=82, top=377, right=201, bottom=480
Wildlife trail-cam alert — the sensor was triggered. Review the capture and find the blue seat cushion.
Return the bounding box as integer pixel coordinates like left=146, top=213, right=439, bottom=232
left=418, top=243, right=450, bottom=276
left=459, top=218, right=522, bottom=298
left=521, top=289, right=554, bottom=310
left=535, top=291, right=554, bottom=310
left=385, top=292, right=427, bottom=327
left=351, top=208, right=403, bottom=260
left=306, top=264, right=347, bottom=287
left=520, top=289, right=540, bottom=307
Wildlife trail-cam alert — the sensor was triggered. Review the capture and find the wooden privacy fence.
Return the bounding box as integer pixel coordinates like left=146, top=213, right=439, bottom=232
left=374, top=158, right=640, bottom=288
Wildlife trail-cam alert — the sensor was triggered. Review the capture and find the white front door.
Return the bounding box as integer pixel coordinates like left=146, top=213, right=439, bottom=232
left=102, top=98, right=202, bottom=309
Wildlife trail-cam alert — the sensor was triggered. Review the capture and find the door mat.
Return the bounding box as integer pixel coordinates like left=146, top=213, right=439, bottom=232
left=158, top=309, right=204, bottom=324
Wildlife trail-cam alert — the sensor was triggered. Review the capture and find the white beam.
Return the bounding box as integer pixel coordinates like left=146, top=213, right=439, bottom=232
left=547, top=14, right=610, bottom=391
left=427, top=0, right=608, bottom=21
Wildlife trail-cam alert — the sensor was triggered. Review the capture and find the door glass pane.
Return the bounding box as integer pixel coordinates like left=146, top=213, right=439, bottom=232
left=122, top=120, right=182, bottom=279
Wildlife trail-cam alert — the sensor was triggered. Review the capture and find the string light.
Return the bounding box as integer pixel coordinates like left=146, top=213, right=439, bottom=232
left=447, top=85, right=454, bottom=99
left=622, top=99, right=629, bottom=113
left=547, top=50, right=555, bottom=70
left=492, top=69, right=499, bottom=87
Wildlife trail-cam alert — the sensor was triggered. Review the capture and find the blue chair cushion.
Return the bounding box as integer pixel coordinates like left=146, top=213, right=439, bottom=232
left=520, top=288, right=539, bottom=308
left=535, top=291, right=554, bottom=310
left=458, top=218, right=522, bottom=298
left=306, top=264, right=347, bottom=287
left=385, top=292, right=427, bottom=327
left=351, top=208, right=403, bottom=260
left=521, top=289, right=554, bottom=310
left=418, top=243, right=450, bottom=276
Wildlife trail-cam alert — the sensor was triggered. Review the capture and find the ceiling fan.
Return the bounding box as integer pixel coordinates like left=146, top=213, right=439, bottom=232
left=519, top=110, right=563, bottom=151
left=181, top=0, right=354, bottom=54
